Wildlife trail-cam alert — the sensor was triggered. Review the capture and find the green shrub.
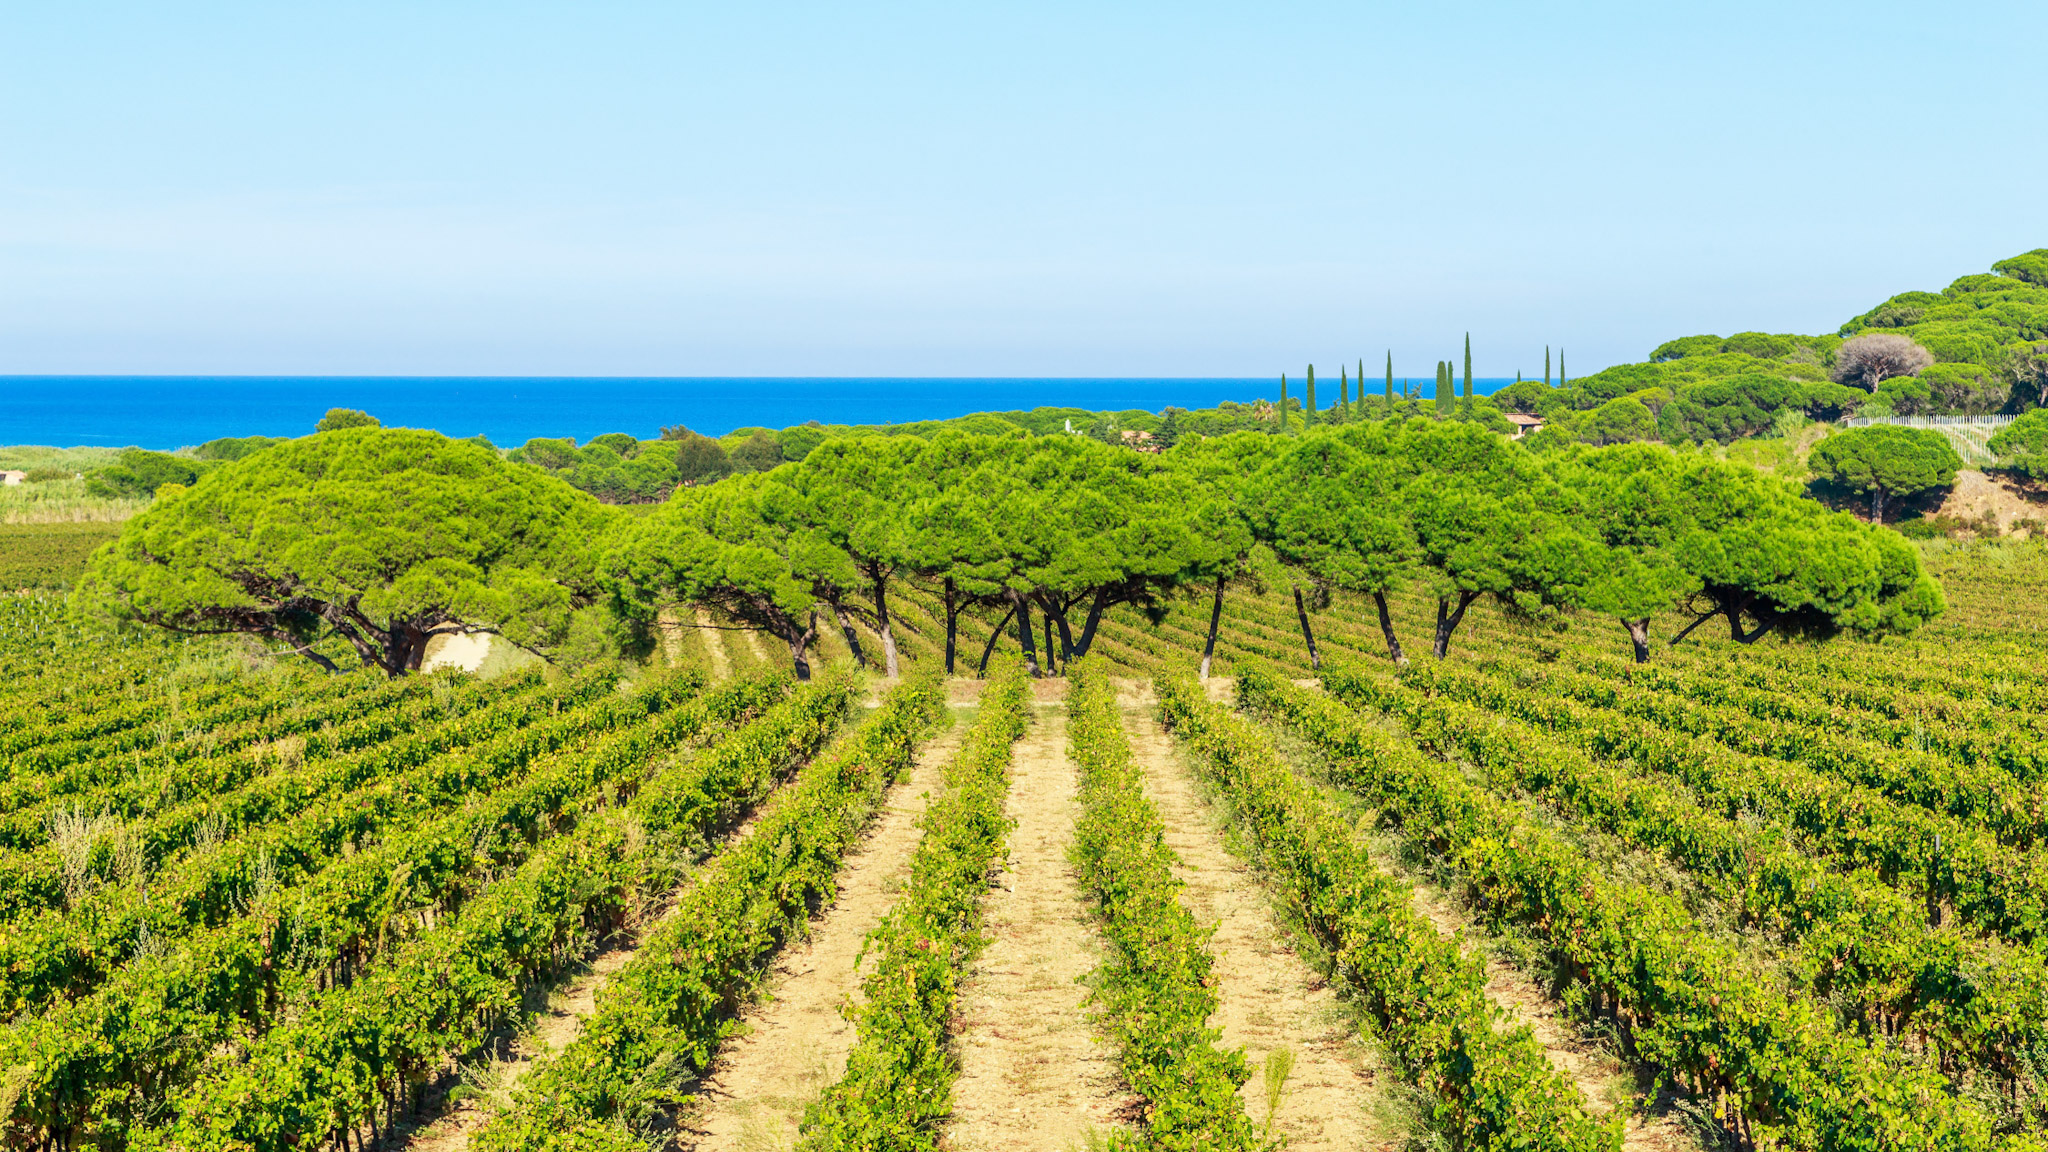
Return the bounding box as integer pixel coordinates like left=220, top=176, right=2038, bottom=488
left=1582, top=396, right=1656, bottom=444
left=1919, top=362, right=2007, bottom=414
left=1809, top=424, right=1962, bottom=520
left=82, top=449, right=209, bottom=499
left=515, top=437, right=579, bottom=470
left=314, top=408, right=380, bottom=432
left=1991, top=410, right=2048, bottom=480
left=1648, top=334, right=1723, bottom=362
left=729, top=430, right=783, bottom=473
left=192, top=435, right=288, bottom=461
left=587, top=432, right=640, bottom=458
left=1994, top=249, right=2048, bottom=287
left=1720, top=331, right=1800, bottom=359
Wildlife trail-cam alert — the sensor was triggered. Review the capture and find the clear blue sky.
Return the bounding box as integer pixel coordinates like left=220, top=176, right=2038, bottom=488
left=3, top=1, right=2042, bottom=379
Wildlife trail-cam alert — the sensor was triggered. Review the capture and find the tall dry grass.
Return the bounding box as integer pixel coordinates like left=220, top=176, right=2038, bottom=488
left=0, top=479, right=146, bottom=524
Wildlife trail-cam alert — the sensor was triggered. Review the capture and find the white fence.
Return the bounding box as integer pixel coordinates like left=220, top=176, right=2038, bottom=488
left=1843, top=414, right=2015, bottom=427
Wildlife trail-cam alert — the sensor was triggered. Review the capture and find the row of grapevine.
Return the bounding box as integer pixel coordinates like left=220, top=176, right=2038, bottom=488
left=1232, top=664, right=2028, bottom=1152
left=1561, top=648, right=2048, bottom=785
left=1461, top=648, right=2048, bottom=852
left=0, top=669, right=566, bottom=924
left=1406, top=655, right=2048, bottom=948
left=0, top=661, right=366, bottom=773
left=1064, top=663, right=1261, bottom=1149
left=0, top=594, right=185, bottom=705
left=0, top=668, right=719, bottom=1020
left=1663, top=616, right=2048, bottom=709
left=0, top=669, right=503, bottom=842
left=798, top=660, right=1031, bottom=1149
left=0, top=670, right=797, bottom=1146
left=469, top=674, right=946, bottom=1151
left=102, top=674, right=853, bottom=1151
left=1322, top=659, right=2048, bottom=1116
left=0, top=667, right=476, bottom=829
left=1152, top=674, right=1617, bottom=1152
left=1661, top=642, right=2048, bottom=733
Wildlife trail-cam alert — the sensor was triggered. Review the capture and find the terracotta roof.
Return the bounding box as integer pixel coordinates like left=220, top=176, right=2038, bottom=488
left=1503, top=413, right=1546, bottom=426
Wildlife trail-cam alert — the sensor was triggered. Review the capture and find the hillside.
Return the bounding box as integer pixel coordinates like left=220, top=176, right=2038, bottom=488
left=1497, top=247, right=2048, bottom=446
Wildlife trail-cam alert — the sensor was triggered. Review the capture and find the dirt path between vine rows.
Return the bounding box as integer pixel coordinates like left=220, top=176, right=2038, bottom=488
left=947, top=696, right=1131, bottom=1150
left=1118, top=683, right=1387, bottom=1150
left=400, top=713, right=957, bottom=1152
left=1404, top=881, right=1692, bottom=1151
left=681, top=715, right=970, bottom=1151
left=694, top=608, right=733, bottom=681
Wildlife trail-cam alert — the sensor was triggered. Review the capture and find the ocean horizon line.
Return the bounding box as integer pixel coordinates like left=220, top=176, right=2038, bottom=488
left=2, top=374, right=1524, bottom=450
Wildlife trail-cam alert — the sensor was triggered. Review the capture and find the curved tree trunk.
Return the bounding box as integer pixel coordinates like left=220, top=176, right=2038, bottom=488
left=1043, top=615, right=1057, bottom=675
left=1037, top=591, right=1079, bottom=662
left=1292, top=585, right=1321, bottom=672
left=1200, top=575, right=1225, bottom=679
left=1372, top=590, right=1408, bottom=666
left=1011, top=589, right=1041, bottom=677
left=1669, top=610, right=1717, bottom=646
left=787, top=612, right=818, bottom=681
left=942, top=577, right=961, bottom=675
left=1432, top=591, right=1480, bottom=660
left=871, top=581, right=900, bottom=677
left=1872, top=485, right=1887, bottom=523
left=1072, top=587, right=1111, bottom=658
left=830, top=602, right=868, bottom=669
left=976, top=604, right=1017, bottom=677
left=1623, top=618, right=1652, bottom=663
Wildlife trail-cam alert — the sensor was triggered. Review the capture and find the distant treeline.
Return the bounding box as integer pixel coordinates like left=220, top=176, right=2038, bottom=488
left=1497, top=247, right=2048, bottom=446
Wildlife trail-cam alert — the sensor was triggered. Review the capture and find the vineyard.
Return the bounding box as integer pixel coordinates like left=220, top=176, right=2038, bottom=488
left=9, top=534, right=2048, bottom=1151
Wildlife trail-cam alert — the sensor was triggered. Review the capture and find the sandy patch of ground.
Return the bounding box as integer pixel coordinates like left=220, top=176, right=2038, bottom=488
left=1122, top=693, right=1385, bottom=1150
left=421, top=632, right=492, bottom=674
left=947, top=703, right=1128, bottom=1149
left=682, top=716, right=969, bottom=1151
left=692, top=608, right=734, bottom=681
left=1931, top=469, right=2048, bottom=535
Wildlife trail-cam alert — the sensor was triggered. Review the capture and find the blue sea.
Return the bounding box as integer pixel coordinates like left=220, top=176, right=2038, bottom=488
left=0, top=376, right=1520, bottom=450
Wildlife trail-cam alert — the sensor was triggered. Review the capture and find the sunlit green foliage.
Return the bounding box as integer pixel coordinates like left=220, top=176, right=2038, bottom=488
left=1808, top=424, right=1963, bottom=522
left=78, top=427, right=617, bottom=676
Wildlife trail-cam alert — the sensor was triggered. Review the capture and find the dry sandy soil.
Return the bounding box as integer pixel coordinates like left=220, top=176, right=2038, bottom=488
left=946, top=699, right=1132, bottom=1149
left=420, top=632, right=492, bottom=674
left=1122, top=689, right=1387, bottom=1149
left=1931, top=469, right=2048, bottom=534
left=681, top=717, right=970, bottom=1151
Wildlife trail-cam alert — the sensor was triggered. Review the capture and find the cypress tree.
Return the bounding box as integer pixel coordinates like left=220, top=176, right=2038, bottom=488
left=1279, top=374, right=1289, bottom=432
left=1340, top=364, right=1349, bottom=416
left=1436, top=362, right=1450, bottom=415
left=1517, top=370, right=1523, bottom=383
left=1305, top=365, right=1317, bottom=427
left=1545, top=346, right=1551, bottom=387
left=1384, top=352, right=1394, bottom=409
left=1560, top=349, right=1567, bottom=388
left=1463, top=333, right=1473, bottom=406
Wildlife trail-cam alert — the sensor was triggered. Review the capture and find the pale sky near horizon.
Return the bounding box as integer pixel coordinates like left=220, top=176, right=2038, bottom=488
left=3, top=1, right=2042, bottom=379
